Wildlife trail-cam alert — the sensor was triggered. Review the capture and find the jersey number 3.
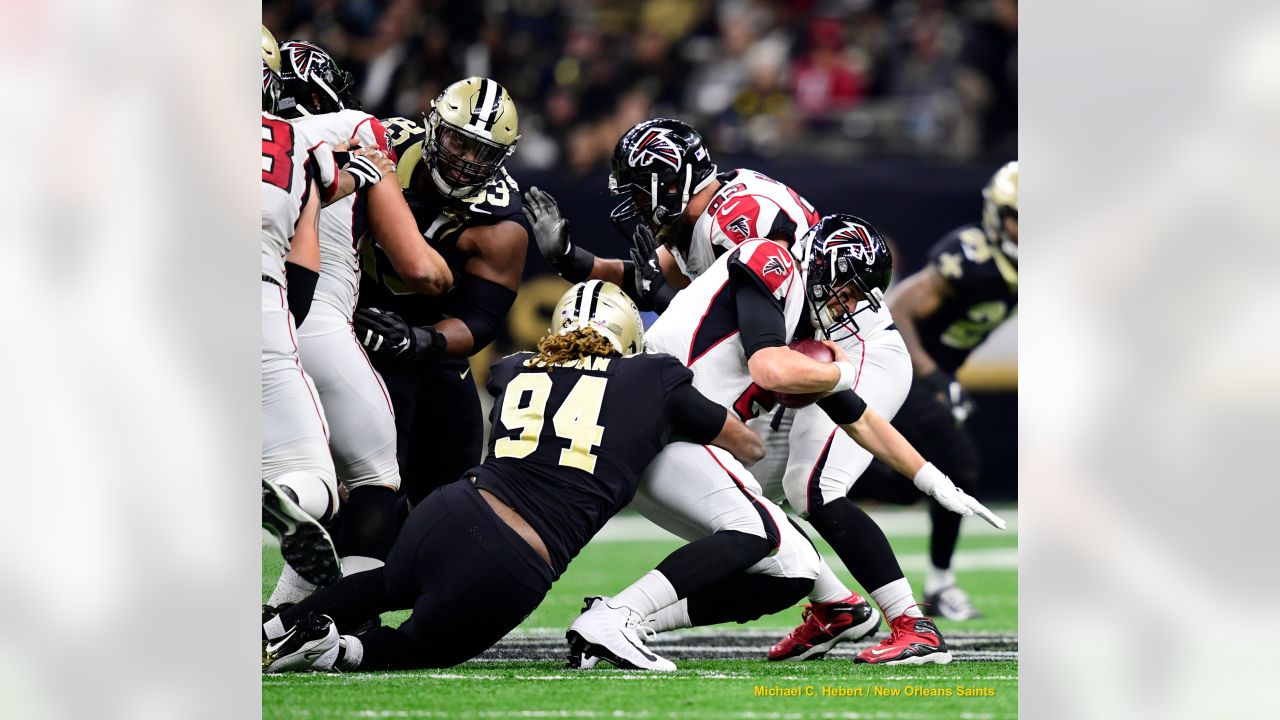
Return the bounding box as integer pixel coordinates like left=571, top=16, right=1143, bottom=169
left=261, top=117, right=294, bottom=192
left=494, top=374, right=607, bottom=474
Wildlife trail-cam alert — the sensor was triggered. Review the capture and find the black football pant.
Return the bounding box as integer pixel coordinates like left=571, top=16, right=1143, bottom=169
left=374, top=355, right=485, bottom=506
left=852, top=380, right=982, bottom=570
left=283, top=479, right=554, bottom=670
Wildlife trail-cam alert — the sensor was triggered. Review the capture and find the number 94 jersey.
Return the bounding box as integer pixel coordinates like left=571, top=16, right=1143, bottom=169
left=472, top=350, right=694, bottom=575
left=916, top=225, right=1018, bottom=374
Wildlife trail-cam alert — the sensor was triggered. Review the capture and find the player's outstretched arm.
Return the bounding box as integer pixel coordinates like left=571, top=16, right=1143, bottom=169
left=833, top=401, right=1005, bottom=529
left=665, top=382, right=764, bottom=466
left=367, top=178, right=452, bottom=296
left=283, top=179, right=322, bottom=326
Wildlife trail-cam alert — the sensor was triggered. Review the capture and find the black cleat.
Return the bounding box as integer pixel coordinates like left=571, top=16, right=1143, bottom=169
left=262, top=479, right=341, bottom=587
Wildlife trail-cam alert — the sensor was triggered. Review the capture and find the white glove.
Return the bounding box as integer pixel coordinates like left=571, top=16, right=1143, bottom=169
left=913, top=462, right=1006, bottom=530
left=342, top=153, right=385, bottom=192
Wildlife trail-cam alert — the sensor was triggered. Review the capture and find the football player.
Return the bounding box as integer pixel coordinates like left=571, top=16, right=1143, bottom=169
left=264, top=40, right=455, bottom=608
left=859, top=161, right=1018, bottom=621
left=350, top=78, right=530, bottom=506
left=259, top=27, right=393, bottom=587
left=528, top=119, right=973, bottom=664
left=567, top=223, right=1002, bottom=670
left=262, top=281, right=766, bottom=672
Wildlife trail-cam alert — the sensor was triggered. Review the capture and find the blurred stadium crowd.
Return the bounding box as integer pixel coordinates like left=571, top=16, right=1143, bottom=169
left=261, top=0, right=1016, bottom=174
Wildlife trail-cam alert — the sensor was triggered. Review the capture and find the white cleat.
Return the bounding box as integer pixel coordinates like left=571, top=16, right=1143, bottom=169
left=566, top=598, right=675, bottom=672
left=263, top=613, right=339, bottom=673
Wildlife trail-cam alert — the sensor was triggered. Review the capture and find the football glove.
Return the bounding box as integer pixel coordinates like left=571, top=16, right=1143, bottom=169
left=628, top=223, right=676, bottom=312
left=922, top=369, right=975, bottom=425
left=523, top=187, right=595, bottom=282
left=353, top=308, right=446, bottom=362
left=913, top=462, right=1005, bottom=529
left=341, top=152, right=386, bottom=193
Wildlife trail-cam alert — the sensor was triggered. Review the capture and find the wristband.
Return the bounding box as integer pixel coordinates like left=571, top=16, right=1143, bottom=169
left=556, top=243, right=597, bottom=283
left=831, top=360, right=858, bottom=392
left=411, top=325, right=449, bottom=362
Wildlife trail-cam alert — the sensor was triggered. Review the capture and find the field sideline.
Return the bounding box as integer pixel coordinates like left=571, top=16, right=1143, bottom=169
left=264, top=506, right=1018, bottom=719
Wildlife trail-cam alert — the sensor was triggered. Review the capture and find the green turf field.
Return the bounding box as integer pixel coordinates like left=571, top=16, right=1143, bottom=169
left=264, top=506, right=1017, bottom=719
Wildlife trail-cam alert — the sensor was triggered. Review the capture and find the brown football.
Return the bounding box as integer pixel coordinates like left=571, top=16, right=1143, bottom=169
left=777, top=339, right=835, bottom=408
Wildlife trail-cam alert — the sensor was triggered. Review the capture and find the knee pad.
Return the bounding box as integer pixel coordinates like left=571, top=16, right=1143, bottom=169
left=275, top=470, right=339, bottom=524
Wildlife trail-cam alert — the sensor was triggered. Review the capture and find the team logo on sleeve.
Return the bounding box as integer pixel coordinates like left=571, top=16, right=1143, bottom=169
left=627, top=127, right=682, bottom=171
left=726, top=215, right=752, bottom=239
left=762, top=255, right=790, bottom=277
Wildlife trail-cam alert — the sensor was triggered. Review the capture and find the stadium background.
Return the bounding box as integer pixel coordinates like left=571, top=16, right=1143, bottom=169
left=262, top=0, right=1017, bottom=499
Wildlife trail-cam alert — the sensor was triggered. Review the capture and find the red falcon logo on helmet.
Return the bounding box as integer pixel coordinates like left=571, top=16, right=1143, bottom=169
left=830, top=222, right=878, bottom=264
left=285, top=41, right=327, bottom=81
left=628, top=127, right=682, bottom=171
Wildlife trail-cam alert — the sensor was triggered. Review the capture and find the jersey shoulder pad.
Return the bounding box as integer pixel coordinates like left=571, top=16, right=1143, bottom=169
left=929, top=225, right=992, bottom=284
left=729, top=239, right=797, bottom=301
left=381, top=116, right=427, bottom=189
left=459, top=168, right=526, bottom=225
left=487, top=351, right=535, bottom=397
left=350, top=113, right=392, bottom=154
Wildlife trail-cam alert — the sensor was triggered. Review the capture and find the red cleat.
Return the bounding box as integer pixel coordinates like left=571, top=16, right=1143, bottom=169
left=854, top=615, right=952, bottom=665
left=768, top=593, right=881, bottom=661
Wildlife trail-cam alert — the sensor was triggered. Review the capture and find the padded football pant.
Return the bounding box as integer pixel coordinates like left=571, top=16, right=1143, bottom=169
left=629, top=442, right=821, bottom=581
left=374, top=355, right=484, bottom=505
left=750, top=327, right=912, bottom=516
left=296, top=300, right=400, bottom=492
left=282, top=479, right=554, bottom=670
left=854, top=380, right=982, bottom=570
left=261, top=282, right=338, bottom=518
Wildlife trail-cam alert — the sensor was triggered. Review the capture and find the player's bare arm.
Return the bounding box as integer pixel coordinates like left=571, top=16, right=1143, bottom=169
left=709, top=412, right=765, bottom=466
left=287, top=180, right=322, bottom=272
left=366, top=178, right=452, bottom=296
left=886, top=265, right=954, bottom=377
left=431, top=219, right=527, bottom=355
left=326, top=146, right=395, bottom=206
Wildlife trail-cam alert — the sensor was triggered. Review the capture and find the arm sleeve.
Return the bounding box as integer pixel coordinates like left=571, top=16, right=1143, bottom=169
left=730, top=265, right=787, bottom=358
left=444, top=274, right=518, bottom=356
left=664, top=382, right=728, bottom=445
left=816, top=390, right=868, bottom=425
left=284, top=261, right=319, bottom=326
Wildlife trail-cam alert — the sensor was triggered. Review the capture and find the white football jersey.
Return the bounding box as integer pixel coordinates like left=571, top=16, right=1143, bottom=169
left=261, top=112, right=339, bottom=285
left=645, top=239, right=807, bottom=421
left=674, top=169, right=821, bottom=280
left=288, top=110, right=390, bottom=315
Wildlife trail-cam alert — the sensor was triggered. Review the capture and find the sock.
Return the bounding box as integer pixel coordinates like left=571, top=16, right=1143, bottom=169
left=809, top=561, right=854, bottom=604
left=263, top=615, right=287, bottom=641
left=643, top=599, right=691, bottom=634
left=268, top=563, right=317, bottom=607
left=611, top=570, right=679, bottom=618
left=924, top=565, right=956, bottom=596
left=653, top=531, right=772, bottom=598
left=870, top=577, right=923, bottom=621
left=276, top=471, right=335, bottom=522
left=340, top=555, right=384, bottom=576
left=929, top=497, right=963, bottom=570
left=336, top=635, right=364, bottom=671
left=336, top=485, right=399, bottom=560
left=807, top=498, right=905, bottom=592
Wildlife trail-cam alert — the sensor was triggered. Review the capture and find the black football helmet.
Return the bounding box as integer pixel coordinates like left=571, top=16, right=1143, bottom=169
left=276, top=41, right=359, bottom=118
left=798, top=214, right=894, bottom=341
left=608, top=118, right=716, bottom=234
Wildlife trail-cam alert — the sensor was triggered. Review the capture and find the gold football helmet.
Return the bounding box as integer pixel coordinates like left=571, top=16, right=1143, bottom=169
left=424, top=77, right=520, bottom=198
left=552, top=280, right=645, bottom=356
left=261, top=25, right=282, bottom=112
left=982, top=161, right=1018, bottom=263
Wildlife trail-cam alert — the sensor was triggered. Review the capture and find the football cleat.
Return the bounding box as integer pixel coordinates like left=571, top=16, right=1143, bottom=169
left=262, top=479, right=341, bottom=587
left=768, top=592, right=881, bottom=661
left=263, top=613, right=339, bottom=673
left=924, top=585, right=984, bottom=621
left=567, top=596, right=607, bottom=670
left=854, top=615, right=952, bottom=665
left=566, top=598, right=675, bottom=672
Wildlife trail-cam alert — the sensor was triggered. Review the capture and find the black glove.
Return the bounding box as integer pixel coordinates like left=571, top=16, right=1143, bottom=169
left=353, top=307, right=447, bottom=362
left=522, top=186, right=596, bottom=282
left=921, top=369, right=975, bottom=425
left=341, top=153, right=385, bottom=192
left=628, top=223, right=677, bottom=312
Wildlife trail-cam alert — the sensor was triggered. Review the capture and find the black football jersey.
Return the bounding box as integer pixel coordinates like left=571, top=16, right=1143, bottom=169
left=357, top=116, right=530, bottom=326
left=471, top=351, right=694, bottom=576
left=915, top=225, right=1018, bottom=374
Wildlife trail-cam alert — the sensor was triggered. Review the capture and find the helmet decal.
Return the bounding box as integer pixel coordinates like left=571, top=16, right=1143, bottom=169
left=285, top=41, right=328, bottom=82
left=829, top=221, right=878, bottom=264
left=627, top=127, right=682, bottom=171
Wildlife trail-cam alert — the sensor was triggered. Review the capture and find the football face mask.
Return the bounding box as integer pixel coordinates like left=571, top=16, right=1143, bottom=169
left=800, top=215, right=893, bottom=341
